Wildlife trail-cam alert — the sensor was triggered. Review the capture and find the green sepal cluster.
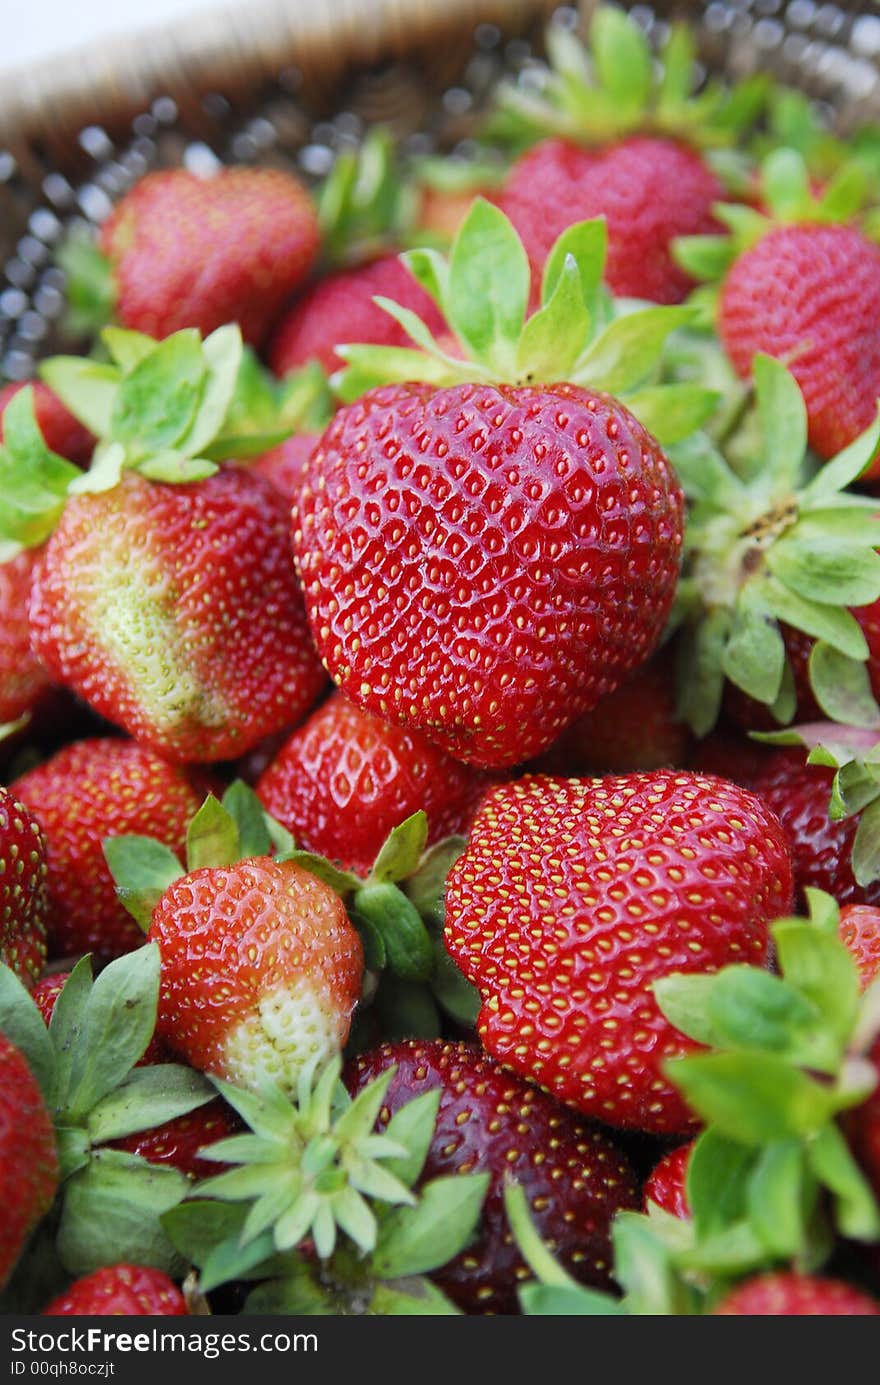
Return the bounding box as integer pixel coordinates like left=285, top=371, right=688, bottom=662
left=334, top=198, right=718, bottom=447
left=219, top=351, right=333, bottom=449
left=484, top=8, right=768, bottom=155
left=54, top=227, right=116, bottom=340
left=0, top=386, right=81, bottom=559
left=317, top=126, right=422, bottom=267
left=674, top=146, right=874, bottom=292
left=669, top=353, right=880, bottom=734
left=506, top=889, right=880, bottom=1315
left=104, top=784, right=479, bottom=1028
left=162, top=1056, right=489, bottom=1314
left=0, top=947, right=215, bottom=1288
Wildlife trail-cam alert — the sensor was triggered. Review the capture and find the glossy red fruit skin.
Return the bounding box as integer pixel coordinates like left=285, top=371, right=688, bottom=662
left=253, top=433, right=319, bottom=508
left=847, top=1036, right=880, bottom=1205
left=256, top=691, right=493, bottom=876
left=346, top=1038, right=639, bottom=1314
left=714, top=1272, right=880, bottom=1316
left=0, top=788, right=49, bottom=987
left=295, top=381, right=683, bottom=771
left=642, top=1142, right=693, bottom=1219
left=0, top=381, right=94, bottom=466
left=100, top=168, right=319, bottom=347
left=111, top=1099, right=237, bottom=1180
left=839, top=905, right=880, bottom=990
left=502, top=136, right=722, bottom=305
left=29, top=468, right=326, bottom=764
left=445, top=772, right=792, bottom=1134
left=0, top=551, right=58, bottom=728
left=13, top=739, right=213, bottom=961
left=43, top=1265, right=187, bottom=1316
left=0, top=1034, right=58, bottom=1289
left=751, top=752, right=880, bottom=910
left=719, top=222, right=880, bottom=463
left=269, top=254, right=446, bottom=376
left=149, top=858, right=363, bottom=1089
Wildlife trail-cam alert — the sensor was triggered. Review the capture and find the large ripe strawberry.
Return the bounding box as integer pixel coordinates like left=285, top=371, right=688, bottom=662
left=149, top=857, right=363, bottom=1095
left=0, top=381, right=93, bottom=466
left=269, top=254, right=445, bottom=377
left=502, top=135, right=722, bottom=305
left=714, top=1272, right=880, bottom=1315
left=256, top=691, right=493, bottom=876
left=0, top=1033, right=58, bottom=1289
left=99, top=167, right=319, bottom=347
left=346, top=1038, right=639, bottom=1314
left=43, top=1265, right=187, bottom=1316
left=29, top=467, right=326, bottom=763
left=444, top=771, right=792, bottom=1133
left=13, top=739, right=214, bottom=961
left=838, top=905, right=880, bottom=990
left=0, top=788, right=49, bottom=986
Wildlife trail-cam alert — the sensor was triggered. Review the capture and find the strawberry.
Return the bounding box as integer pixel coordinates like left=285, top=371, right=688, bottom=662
left=148, top=856, right=363, bottom=1094
left=28, top=467, right=325, bottom=764
left=848, top=1038, right=880, bottom=1206
left=253, top=432, right=319, bottom=507
left=0, top=551, right=57, bottom=731
left=0, top=1033, right=58, bottom=1289
left=99, top=167, right=319, bottom=347
left=0, top=381, right=93, bottom=466
left=714, top=1272, right=880, bottom=1316
left=839, top=905, right=880, bottom=990
left=0, top=787, right=49, bottom=985
left=13, top=739, right=214, bottom=961
left=43, top=1265, right=187, bottom=1316
left=750, top=752, right=880, bottom=910
left=642, top=1143, right=693, bottom=1219
left=256, top=691, right=493, bottom=876
left=270, top=254, right=446, bottom=377
left=502, top=135, right=722, bottom=305
left=345, top=1038, right=639, bottom=1314
left=444, top=771, right=792, bottom=1133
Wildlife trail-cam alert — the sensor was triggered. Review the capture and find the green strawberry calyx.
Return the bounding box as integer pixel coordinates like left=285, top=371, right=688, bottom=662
left=103, top=783, right=478, bottom=1028
left=162, top=1056, right=489, bottom=1314
left=506, top=888, right=880, bottom=1316
left=0, top=947, right=215, bottom=1289
left=484, top=7, right=767, bottom=155
left=333, top=198, right=719, bottom=447
left=669, top=352, right=880, bottom=735
left=318, top=126, right=420, bottom=268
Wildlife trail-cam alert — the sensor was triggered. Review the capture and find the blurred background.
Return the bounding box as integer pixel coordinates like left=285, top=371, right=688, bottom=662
left=2, top=0, right=225, bottom=73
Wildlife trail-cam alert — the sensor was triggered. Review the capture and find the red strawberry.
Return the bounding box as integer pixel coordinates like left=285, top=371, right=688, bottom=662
left=345, top=1038, right=639, bottom=1314
left=501, top=136, right=722, bottom=305
left=253, top=432, right=319, bottom=507
left=100, top=168, right=319, bottom=347
left=0, top=1033, right=58, bottom=1288
left=294, top=381, right=683, bottom=770
left=13, top=739, right=213, bottom=961
left=43, top=1265, right=186, bottom=1316
left=111, top=1100, right=237, bottom=1181
left=642, top=1142, right=693, bottom=1220
left=31, top=969, right=170, bottom=1065
left=848, top=1038, right=880, bottom=1205
left=750, top=751, right=879, bottom=910
left=149, top=857, right=363, bottom=1093
left=256, top=691, right=493, bottom=876
left=444, top=772, right=792, bottom=1133
left=0, top=381, right=93, bottom=466
left=688, top=728, right=776, bottom=788
left=28, top=468, right=326, bottom=763
left=0, top=551, right=57, bottom=730
left=269, top=254, right=445, bottom=377
left=719, top=223, right=880, bottom=462
left=839, top=905, right=880, bottom=990
left=714, top=1272, right=880, bottom=1316
left=0, top=788, right=49, bottom=986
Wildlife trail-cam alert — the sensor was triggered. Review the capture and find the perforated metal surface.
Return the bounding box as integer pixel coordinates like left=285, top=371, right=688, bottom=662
left=1, top=0, right=878, bottom=381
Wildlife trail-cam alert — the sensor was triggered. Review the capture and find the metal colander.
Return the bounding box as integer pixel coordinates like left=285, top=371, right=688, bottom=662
left=1, top=0, right=879, bottom=381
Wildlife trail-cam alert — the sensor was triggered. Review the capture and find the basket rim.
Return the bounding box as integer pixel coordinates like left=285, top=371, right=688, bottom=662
left=0, top=0, right=566, bottom=156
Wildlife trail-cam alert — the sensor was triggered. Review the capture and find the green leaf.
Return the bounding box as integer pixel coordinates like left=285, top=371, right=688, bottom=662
left=243, top=1266, right=334, bottom=1315
left=102, top=834, right=183, bottom=931
left=199, top=1230, right=280, bottom=1294
left=591, top=6, right=652, bottom=116
left=66, top=441, right=125, bottom=497
left=137, top=452, right=218, bottom=484
left=686, top=1129, right=753, bottom=1238
left=767, top=535, right=880, bottom=608
left=666, top=1051, right=837, bottom=1143
left=0, top=964, right=55, bottom=1100
left=675, top=608, right=732, bottom=736
left=705, top=966, right=825, bottom=1063
left=624, top=385, right=720, bottom=446
left=102, top=328, right=157, bottom=373
left=381, top=1088, right=442, bottom=1189
left=653, top=972, right=727, bottom=1048
left=47, top=956, right=94, bottom=1110
left=177, top=324, right=244, bottom=457
left=400, top=247, right=449, bottom=309
left=672, top=235, right=735, bottom=282
left=520, top=1283, right=622, bottom=1315
left=516, top=255, right=590, bottom=383
left=541, top=219, right=607, bottom=324
left=64, top=944, right=161, bottom=1121
left=721, top=588, right=785, bottom=705
left=222, top=780, right=273, bottom=859
left=446, top=199, right=530, bottom=374
left=57, top=1149, right=189, bottom=1277
left=371, top=1173, right=489, bottom=1278
left=809, top=642, right=880, bottom=728
left=111, top=330, right=205, bottom=454
left=161, top=1199, right=250, bottom=1266
left=807, top=1121, right=880, bottom=1240
left=371, top=1279, right=462, bottom=1315
left=38, top=357, right=119, bottom=437
left=284, top=851, right=360, bottom=898
left=86, top=1063, right=215, bottom=1144
left=369, top=811, right=429, bottom=886
left=746, top=1140, right=809, bottom=1257
left=852, top=796, right=880, bottom=888
left=404, top=835, right=466, bottom=930
left=800, top=409, right=880, bottom=503
left=762, top=147, right=811, bottom=220
left=430, top=938, right=480, bottom=1027
left=612, top=1213, right=686, bottom=1316
left=761, top=578, right=868, bottom=660
left=55, top=231, right=115, bottom=338
left=186, top=794, right=241, bottom=873
left=353, top=884, right=435, bottom=983
left=0, top=388, right=81, bottom=548
left=574, top=305, right=694, bottom=395
left=753, top=354, right=808, bottom=489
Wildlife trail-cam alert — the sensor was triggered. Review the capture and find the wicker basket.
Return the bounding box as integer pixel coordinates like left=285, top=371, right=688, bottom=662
left=1, top=0, right=879, bottom=381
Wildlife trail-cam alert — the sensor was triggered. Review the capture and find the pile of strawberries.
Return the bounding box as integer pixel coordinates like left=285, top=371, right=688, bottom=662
left=4, top=6, right=880, bottom=1317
